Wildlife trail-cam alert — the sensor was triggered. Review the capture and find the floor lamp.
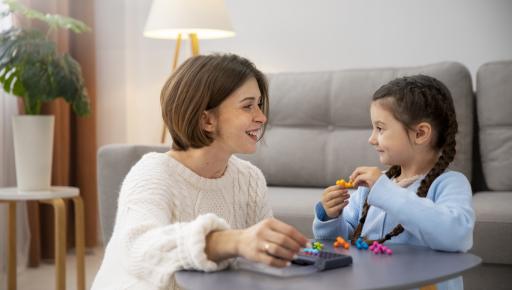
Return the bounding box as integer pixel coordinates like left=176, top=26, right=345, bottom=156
left=143, top=0, right=235, bottom=144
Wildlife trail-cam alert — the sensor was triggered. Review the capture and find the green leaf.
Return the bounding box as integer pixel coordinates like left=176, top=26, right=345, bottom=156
left=1, top=68, right=15, bottom=93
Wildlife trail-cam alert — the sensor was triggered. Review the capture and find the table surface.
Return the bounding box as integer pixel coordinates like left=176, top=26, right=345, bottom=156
left=0, top=186, right=79, bottom=200
left=176, top=242, right=481, bottom=290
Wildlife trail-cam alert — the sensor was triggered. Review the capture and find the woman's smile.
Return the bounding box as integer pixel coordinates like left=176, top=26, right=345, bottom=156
left=246, top=127, right=262, bottom=142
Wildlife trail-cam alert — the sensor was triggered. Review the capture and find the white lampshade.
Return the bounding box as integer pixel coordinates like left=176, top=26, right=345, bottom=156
left=143, top=0, right=235, bottom=39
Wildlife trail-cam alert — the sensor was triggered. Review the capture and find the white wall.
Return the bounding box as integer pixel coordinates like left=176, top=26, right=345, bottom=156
left=95, top=0, right=512, bottom=146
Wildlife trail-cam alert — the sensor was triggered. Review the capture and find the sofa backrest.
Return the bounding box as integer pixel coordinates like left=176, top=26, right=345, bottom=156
left=240, top=62, right=474, bottom=187
left=476, top=60, right=512, bottom=191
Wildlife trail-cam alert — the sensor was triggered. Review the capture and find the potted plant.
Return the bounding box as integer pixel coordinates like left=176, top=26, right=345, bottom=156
left=0, top=0, right=91, bottom=190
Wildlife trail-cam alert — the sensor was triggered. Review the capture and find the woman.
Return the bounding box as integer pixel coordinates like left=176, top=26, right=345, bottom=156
left=92, top=54, right=308, bottom=290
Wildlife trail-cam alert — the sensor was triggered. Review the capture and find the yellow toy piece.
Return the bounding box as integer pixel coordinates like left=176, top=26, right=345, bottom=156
left=335, top=178, right=354, bottom=188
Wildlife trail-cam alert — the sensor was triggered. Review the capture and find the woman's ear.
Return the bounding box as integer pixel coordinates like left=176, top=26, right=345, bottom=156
left=414, top=122, right=432, bottom=145
left=200, top=110, right=217, bottom=133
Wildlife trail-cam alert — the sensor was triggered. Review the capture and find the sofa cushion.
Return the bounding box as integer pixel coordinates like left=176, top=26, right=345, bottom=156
left=476, top=60, right=512, bottom=191
left=241, top=62, right=474, bottom=187
left=471, top=192, right=512, bottom=264
left=267, top=186, right=324, bottom=238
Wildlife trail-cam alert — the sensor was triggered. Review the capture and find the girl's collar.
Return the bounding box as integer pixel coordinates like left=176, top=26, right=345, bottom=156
left=392, top=174, right=425, bottom=187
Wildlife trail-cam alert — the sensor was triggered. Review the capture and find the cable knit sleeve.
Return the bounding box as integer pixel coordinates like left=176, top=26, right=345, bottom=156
left=246, top=164, right=273, bottom=226
left=115, top=164, right=232, bottom=288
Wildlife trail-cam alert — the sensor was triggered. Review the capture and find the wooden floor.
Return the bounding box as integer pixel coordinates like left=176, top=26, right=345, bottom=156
left=17, top=247, right=104, bottom=290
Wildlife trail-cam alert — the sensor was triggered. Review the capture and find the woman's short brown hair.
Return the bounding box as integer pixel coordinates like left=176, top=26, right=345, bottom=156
left=161, top=53, right=269, bottom=151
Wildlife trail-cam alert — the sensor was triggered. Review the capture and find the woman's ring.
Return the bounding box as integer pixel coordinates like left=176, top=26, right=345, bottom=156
left=264, top=243, right=270, bottom=253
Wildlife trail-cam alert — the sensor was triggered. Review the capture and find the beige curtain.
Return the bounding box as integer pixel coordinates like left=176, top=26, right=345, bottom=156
left=15, top=0, right=98, bottom=265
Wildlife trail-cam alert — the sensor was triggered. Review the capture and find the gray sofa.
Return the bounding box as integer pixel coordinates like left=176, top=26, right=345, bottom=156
left=97, top=60, right=512, bottom=289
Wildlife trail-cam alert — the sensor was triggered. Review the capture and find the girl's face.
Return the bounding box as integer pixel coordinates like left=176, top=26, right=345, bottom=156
left=206, top=77, right=267, bottom=155
left=368, top=100, right=415, bottom=166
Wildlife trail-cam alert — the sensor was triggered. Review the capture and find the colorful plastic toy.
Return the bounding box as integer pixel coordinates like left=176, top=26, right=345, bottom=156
left=333, top=236, right=350, bottom=249
left=312, top=241, right=324, bottom=251
left=355, top=237, right=369, bottom=250
left=302, top=248, right=320, bottom=255
left=336, top=178, right=354, bottom=188
left=369, top=241, right=393, bottom=255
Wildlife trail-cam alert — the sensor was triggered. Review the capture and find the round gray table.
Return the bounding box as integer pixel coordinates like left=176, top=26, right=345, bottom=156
left=175, top=242, right=481, bottom=290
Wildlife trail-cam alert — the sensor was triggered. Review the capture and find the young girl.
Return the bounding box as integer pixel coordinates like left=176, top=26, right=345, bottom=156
left=313, top=75, right=475, bottom=290
left=92, top=54, right=308, bottom=290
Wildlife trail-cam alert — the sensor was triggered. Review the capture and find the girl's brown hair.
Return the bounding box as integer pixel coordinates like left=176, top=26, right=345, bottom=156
left=161, top=54, right=269, bottom=151
left=352, top=74, right=458, bottom=244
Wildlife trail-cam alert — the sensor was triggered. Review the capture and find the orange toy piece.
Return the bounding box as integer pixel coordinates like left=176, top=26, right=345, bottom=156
left=333, top=236, right=350, bottom=249
left=336, top=178, right=354, bottom=188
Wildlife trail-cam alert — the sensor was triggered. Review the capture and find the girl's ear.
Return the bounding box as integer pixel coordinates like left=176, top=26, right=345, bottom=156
left=414, top=122, right=432, bottom=145
left=200, top=110, right=217, bottom=133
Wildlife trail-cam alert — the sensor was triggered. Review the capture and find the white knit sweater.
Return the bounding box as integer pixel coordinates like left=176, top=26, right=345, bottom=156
left=91, top=152, right=272, bottom=290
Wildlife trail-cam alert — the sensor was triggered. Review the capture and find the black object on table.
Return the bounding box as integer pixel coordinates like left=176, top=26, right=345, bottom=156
left=292, top=248, right=353, bottom=270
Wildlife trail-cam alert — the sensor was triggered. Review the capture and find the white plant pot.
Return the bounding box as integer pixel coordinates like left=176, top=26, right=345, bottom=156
left=12, top=115, right=54, bottom=190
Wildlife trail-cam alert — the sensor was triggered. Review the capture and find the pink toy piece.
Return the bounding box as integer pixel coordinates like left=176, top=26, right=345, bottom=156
left=367, top=241, right=393, bottom=255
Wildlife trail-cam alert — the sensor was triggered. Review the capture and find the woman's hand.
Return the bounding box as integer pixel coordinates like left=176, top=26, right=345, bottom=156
left=236, top=218, right=308, bottom=267
left=321, top=185, right=350, bottom=219
left=350, top=166, right=382, bottom=189
left=205, top=218, right=308, bottom=267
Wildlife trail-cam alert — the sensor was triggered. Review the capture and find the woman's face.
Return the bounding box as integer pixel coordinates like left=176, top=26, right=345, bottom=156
left=207, top=77, right=267, bottom=155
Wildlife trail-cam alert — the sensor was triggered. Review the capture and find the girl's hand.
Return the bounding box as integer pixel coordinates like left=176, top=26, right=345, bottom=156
left=321, top=185, right=350, bottom=219
left=236, top=218, right=308, bottom=267
left=350, top=166, right=382, bottom=189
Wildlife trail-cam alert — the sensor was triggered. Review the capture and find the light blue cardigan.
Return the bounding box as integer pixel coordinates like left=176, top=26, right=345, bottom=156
left=313, top=171, right=475, bottom=290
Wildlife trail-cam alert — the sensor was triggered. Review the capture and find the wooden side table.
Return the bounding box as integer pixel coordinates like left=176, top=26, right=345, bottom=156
left=0, top=186, right=85, bottom=290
